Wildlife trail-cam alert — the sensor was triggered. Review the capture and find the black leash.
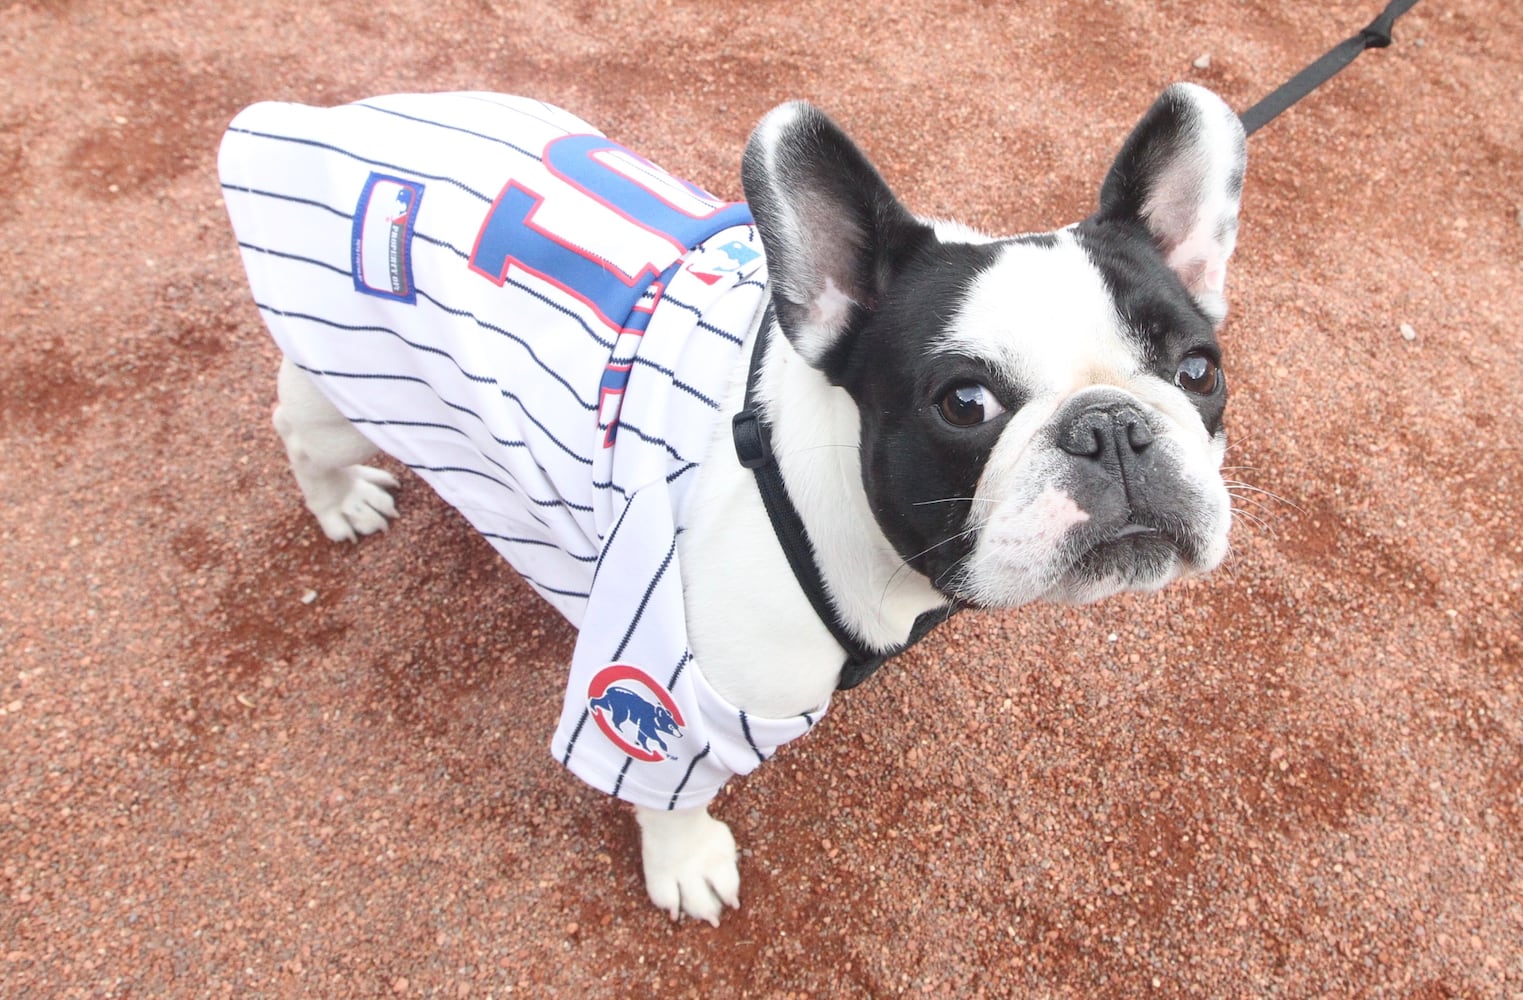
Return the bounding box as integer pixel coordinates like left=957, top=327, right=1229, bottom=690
left=1239, top=0, right=1421, bottom=135
left=731, top=308, right=953, bottom=690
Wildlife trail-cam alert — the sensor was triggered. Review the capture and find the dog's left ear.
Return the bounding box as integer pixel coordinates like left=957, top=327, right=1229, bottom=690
left=1097, top=82, right=1248, bottom=325
left=742, top=102, right=932, bottom=377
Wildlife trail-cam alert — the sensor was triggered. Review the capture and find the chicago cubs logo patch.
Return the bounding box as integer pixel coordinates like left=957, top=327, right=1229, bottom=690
left=587, top=664, right=685, bottom=762
left=352, top=172, right=424, bottom=303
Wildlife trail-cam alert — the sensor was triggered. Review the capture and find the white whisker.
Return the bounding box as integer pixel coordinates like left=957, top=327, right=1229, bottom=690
left=1224, top=480, right=1303, bottom=514
left=879, top=525, right=978, bottom=614
left=911, top=496, right=1003, bottom=508
left=1224, top=490, right=1281, bottom=515
left=1229, top=505, right=1275, bottom=536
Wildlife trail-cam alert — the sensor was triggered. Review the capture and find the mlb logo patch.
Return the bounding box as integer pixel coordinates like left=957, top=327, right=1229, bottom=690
left=587, top=664, right=686, bottom=762
left=352, top=172, right=424, bottom=303
left=686, top=238, right=760, bottom=285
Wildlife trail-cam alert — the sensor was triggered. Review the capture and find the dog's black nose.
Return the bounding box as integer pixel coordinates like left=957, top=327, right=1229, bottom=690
left=1056, top=402, right=1154, bottom=460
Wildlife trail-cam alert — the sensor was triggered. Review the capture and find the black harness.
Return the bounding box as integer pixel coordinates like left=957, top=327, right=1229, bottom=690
left=730, top=309, right=956, bottom=691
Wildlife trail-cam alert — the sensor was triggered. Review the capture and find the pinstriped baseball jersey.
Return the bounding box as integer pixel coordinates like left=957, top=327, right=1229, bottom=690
left=219, top=93, right=828, bottom=810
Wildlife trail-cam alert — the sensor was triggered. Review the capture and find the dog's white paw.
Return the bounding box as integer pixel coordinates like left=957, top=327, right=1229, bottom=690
left=311, top=465, right=399, bottom=542
left=634, top=805, right=740, bottom=927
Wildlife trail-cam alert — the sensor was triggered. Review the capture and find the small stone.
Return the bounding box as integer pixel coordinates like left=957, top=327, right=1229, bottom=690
left=1399, top=323, right=1416, bottom=341
left=301, top=589, right=318, bottom=605
left=1192, top=53, right=1212, bottom=69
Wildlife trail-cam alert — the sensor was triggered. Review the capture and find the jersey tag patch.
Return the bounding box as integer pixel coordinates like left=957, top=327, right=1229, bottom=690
left=352, top=172, right=424, bottom=303
left=587, top=664, right=686, bottom=762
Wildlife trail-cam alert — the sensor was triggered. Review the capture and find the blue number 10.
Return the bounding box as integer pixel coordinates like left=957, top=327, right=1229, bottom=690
left=468, top=133, right=753, bottom=335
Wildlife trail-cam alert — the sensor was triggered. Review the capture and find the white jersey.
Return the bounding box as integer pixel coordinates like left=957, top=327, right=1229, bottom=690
left=219, top=93, right=828, bottom=810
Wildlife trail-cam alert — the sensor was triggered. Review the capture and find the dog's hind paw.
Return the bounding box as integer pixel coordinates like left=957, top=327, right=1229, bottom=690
left=311, top=465, right=400, bottom=542
left=634, top=805, right=740, bottom=927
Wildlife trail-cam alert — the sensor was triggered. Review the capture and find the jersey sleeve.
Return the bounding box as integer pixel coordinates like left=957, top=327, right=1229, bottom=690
left=549, top=485, right=827, bottom=811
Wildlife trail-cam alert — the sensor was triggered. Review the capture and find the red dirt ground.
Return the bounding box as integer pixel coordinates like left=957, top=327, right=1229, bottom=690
left=3, top=1, right=1521, bottom=997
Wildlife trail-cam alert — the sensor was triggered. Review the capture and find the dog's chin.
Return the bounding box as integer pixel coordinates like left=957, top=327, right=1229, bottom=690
left=951, top=526, right=1210, bottom=610
left=1038, top=522, right=1222, bottom=606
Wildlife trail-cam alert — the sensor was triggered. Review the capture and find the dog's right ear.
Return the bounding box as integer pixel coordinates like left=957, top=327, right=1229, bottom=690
left=742, top=102, right=932, bottom=379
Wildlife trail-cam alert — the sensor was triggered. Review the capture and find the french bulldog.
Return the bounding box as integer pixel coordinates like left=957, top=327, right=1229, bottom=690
left=218, top=81, right=1246, bottom=926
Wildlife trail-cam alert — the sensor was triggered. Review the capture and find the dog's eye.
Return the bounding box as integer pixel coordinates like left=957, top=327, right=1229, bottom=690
left=1175, top=352, right=1221, bottom=395
left=937, top=382, right=1006, bottom=427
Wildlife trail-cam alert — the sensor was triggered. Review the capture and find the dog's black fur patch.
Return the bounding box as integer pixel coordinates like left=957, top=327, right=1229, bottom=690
left=1074, top=217, right=1228, bottom=437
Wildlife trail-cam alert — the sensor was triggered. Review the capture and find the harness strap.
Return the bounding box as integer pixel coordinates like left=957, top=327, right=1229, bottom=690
left=731, top=309, right=955, bottom=691
left=1239, top=0, right=1421, bottom=135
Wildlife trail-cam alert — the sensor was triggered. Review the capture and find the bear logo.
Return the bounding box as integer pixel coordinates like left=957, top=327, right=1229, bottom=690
left=587, top=665, right=686, bottom=762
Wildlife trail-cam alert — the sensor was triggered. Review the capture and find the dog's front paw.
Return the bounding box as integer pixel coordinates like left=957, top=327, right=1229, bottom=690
left=311, top=465, right=399, bottom=542
left=634, top=805, right=740, bottom=927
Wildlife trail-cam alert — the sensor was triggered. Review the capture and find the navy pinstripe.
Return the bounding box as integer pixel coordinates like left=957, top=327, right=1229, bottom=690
left=222, top=92, right=827, bottom=812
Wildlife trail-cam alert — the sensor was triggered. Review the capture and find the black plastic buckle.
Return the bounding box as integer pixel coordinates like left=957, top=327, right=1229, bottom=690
left=732, top=408, right=773, bottom=469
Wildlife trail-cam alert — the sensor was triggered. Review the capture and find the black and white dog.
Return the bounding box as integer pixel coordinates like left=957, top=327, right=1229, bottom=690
left=224, top=82, right=1246, bottom=925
